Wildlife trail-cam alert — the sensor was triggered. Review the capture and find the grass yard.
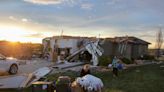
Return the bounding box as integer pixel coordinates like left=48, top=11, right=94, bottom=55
left=47, top=63, right=164, bottom=92
left=1, top=63, right=164, bottom=92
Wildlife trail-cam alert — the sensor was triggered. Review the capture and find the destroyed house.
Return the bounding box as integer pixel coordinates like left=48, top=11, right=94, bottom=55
left=101, top=36, right=151, bottom=59
left=42, top=36, right=97, bottom=62
left=42, top=36, right=150, bottom=62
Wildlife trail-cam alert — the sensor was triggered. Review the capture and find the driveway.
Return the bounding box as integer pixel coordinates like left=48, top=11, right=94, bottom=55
left=18, top=59, right=54, bottom=74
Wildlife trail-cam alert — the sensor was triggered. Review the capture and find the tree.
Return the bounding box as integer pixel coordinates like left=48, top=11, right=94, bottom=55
left=155, top=27, right=163, bottom=58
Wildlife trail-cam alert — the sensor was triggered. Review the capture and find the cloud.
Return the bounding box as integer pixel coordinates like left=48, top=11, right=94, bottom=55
left=81, top=3, right=94, bottom=10
left=22, top=18, right=28, bottom=22
left=9, top=16, right=29, bottom=23
left=23, top=0, right=78, bottom=6
left=24, top=0, right=62, bottom=5
left=9, top=16, right=16, bottom=21
left=24, top=33, right=45, bottom=38
left=107, top=0, right=121, bottom=5
left=139, top=34, right=154, bottom=38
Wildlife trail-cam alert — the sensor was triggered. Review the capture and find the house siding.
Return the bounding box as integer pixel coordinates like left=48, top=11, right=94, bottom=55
left=131, top=44, right=139, bottom=59
left=124, top=44, right=132, bottom=59
left=101, top=40, right=114, bottom=56
left=101, top=37, right=150, bottom=59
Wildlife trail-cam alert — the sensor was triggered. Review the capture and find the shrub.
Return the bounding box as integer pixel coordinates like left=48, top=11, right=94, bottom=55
left=98, top=56, right=112, bottom=66
left=121, top=57, right=133, bottom=64
left=143, top=55, right=155, bottom=60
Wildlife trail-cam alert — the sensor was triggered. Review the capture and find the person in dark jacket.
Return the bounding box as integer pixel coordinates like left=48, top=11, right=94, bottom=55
left=80, top=64, right=90, bottom=77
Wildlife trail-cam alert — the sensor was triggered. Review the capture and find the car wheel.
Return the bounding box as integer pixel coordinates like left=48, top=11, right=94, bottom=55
left=9, top=64, right=18, bottom=75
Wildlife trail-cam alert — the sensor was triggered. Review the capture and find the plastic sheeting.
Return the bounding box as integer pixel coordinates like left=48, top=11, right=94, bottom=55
left=76, top=74, right=103, bottom=92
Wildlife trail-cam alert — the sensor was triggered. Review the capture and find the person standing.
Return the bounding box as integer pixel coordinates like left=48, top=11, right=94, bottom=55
left=80, top=64, right=91, bottom=77
left=112, top=56, right=119, bottom=77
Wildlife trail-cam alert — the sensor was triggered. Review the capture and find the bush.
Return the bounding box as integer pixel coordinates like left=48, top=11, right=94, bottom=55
left=121, top=57, right=133, bottom=64
left=98, top=56, right=112, bottom=66
left=143, top=55, right=155, bottom=60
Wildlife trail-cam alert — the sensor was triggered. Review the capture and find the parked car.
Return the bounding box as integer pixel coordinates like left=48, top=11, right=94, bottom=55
left=0, top=54, right=19, bottom=75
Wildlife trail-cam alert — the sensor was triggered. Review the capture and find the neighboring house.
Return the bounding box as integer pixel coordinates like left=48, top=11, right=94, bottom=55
left=101, top=36, right=151, bottom=59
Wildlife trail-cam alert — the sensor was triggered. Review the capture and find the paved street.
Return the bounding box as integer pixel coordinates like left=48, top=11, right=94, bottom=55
left=18, top=59, right=54, bottom=74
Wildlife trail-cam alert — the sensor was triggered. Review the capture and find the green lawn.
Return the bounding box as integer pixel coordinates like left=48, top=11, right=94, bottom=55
left=1, top=63, right=164, bottom=92
left=47, top=63, right=164, bottom=92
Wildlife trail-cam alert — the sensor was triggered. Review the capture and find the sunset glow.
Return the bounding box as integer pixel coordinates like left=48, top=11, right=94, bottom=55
left=0, top=0, right=163, bottom=48
left=0, top=25, right=42, bottom=43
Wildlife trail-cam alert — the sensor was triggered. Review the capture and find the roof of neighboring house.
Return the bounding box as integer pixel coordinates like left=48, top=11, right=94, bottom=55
left=105, top=36, right=151, bottom=45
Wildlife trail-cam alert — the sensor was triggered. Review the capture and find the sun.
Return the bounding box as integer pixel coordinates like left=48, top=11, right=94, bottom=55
left=0, top=26, right=29, bottom=42
left=0, top=25, right=41, bottom=43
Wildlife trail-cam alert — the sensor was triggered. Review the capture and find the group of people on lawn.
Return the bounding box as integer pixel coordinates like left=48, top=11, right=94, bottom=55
left=72, top=56, right=122, bottom=92
left=80, top=56, right=123, bottom=78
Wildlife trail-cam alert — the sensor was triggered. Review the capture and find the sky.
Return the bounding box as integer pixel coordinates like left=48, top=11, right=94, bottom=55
left=0, top=0, right=163, bottom=48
